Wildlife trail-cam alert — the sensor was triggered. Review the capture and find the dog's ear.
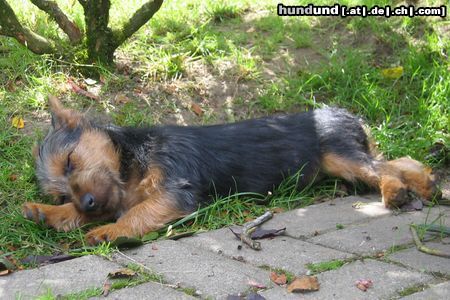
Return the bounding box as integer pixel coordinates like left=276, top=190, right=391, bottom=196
left=48, top=95, right=83, bottom=129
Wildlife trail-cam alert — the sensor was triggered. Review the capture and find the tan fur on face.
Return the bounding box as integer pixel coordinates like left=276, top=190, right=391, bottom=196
left=73, top=130, right=120, bottom=172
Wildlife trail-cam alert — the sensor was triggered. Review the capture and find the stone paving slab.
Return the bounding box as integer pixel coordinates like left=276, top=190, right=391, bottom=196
left=402, top=281, right=450, bottom=300
left=181, top=227, right=353, bottom=275
left=308, top=208, right=448, bottom=255
left=0, top=255, right=121, bottom=299
left=388, top=237, right=450, bottom=275
left=90, top=281, right=196, bottom=300
left=261, top=195, right=391, bottom=239
left=113, top=240, right=272, bottom=299
left=260, top=259, right=434, bottom=300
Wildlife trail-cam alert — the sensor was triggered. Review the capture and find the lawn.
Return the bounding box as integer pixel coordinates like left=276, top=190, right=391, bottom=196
left=0, top=0, right=448, bottom=266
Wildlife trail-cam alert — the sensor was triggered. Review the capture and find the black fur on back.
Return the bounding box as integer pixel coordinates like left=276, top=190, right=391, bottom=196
left=104, top=107, right=370, bottom=212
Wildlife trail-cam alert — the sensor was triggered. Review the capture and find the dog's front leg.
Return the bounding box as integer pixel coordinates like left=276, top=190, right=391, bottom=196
left=23, top=202, right=86, bottom=232
left=85, top=196, right=186, bottom=245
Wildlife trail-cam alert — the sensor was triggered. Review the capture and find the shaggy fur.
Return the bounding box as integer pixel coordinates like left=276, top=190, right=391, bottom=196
left=23, top=97, right=440, bottom=244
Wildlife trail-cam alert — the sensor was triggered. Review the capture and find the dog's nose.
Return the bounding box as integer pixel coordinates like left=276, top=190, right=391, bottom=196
left=81, top=193, right=96, bottom=211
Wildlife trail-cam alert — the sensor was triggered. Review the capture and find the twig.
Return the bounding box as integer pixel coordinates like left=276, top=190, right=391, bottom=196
left=410, top=224, right=450, bottom=258
left=240, top=211, right=273, bottom=250
left=30, top=0, right=82, bottom=44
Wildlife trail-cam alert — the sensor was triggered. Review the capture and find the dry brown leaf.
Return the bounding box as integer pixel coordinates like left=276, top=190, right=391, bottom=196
left=355, top=279, right=373, bottom=292
left=287, top=276, right=320, bottom=293
left=102, top=280, right=111, bottom=296
left=0, top=270, right=11, bottom=276
left=115, top=93, right=131, bottom=104
left=68, top=79, right=99, bottom=100
left=271, top=207, right=285, bottom=214
left=247, top=279, right=266, bottom=289
left=270, top=272, right=287, bottom=285
left=107, top=268, right=136, bottom=279
left=191, top=102, right=204, bottom=116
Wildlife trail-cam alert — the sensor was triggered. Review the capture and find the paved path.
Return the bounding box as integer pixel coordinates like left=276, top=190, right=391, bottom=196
left=1, top=194, right=449, bottom=299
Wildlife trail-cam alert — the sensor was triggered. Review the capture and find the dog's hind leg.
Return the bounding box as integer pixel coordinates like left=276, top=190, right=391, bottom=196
left=23, top=202, right=87, bottom=232
left=321, top=153, right=439, bottom=208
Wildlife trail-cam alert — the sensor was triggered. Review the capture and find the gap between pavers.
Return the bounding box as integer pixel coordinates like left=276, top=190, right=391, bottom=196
left=0, top=255, right=121, bottom=299
left=180, top=227, right=353, bottom=276
left=89, top=281, right=196, bottom=300
left=308, top=206, right=448, bottom=255
left=259, top=259, right=435, bottom=300
left=112, top=239, right=273, bottom=299
left=388, top=237, right=450, bottom=276
left=261, top=195, right=391, bottom=239
left=401, top=281, right=450, bottom=300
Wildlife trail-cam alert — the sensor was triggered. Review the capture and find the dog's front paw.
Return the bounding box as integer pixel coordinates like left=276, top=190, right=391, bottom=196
left=23, top=202, right=46, bottom=223
left=86, top=224, right=134, bottom=245
left=22, top=202, right=83, bottom=232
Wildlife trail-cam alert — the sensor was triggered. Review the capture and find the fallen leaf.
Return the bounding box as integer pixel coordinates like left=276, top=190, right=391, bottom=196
left=247, top=279, right=266, bottom=289
left=84, top=78, right=97, bottom=85
left=270, top=272, right=287, bottom=285
left=355, top=279, right=373, bottom=292
left=229, top=227, right=286, bottom=240
left=381, top=66, right=403, bottom=79
left=142, top=231, right=159, bottom=242
left=0, top=270, right=11, bottom=276
left=115, top=93, right=131, bottom=104
left=8, top=174, right=17, bottom=181
left=108, top=268, right=137, bottom=279
left=191, top=102, right=204, bottom=116
left=226, top=296, right=242, bottom=300
left=247, top=293, right=266, bottom=300
left=400, top=198, right=423, bottom=211
left=67, top=79, right=99, bottom=100
left=271, top=207, right=285, bottom=214
left=102, top=280, right=111, bottom=296
left=246, top=27, right=256, bottom=33
left=110, top=236, right=143, bottom=248
left=11, top=116, right=24, bottom=129
left=287, top=276, right=320, bottom=293
left=251, top=228, right=286, bottom=239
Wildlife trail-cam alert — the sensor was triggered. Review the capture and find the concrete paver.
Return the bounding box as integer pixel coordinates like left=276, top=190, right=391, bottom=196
left=90, top=281, right=196, bottom=300
left=388, top=237, right=450, bottom=275
left=3, top=194, right=448, bottom=300
left=113, top=240, right=272, bottom=299
left=262, top=259, right=434, bottom=300
left=181, top=227, right=353, bottom=275
left=0, top=255, right=121, bottom=299
left=261, top=195, right=391, bottom=239
left=308, top=207, right=448, bottom=255
left=402, top=281, right=450, bottom=300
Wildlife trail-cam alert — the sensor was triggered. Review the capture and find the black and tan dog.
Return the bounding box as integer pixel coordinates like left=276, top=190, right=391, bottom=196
left=23, top=96, right=440, bottom=245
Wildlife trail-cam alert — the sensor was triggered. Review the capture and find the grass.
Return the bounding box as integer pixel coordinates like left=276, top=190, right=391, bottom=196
left=0, top=0, right=449, bottom=267
left=306, top=259, right=346, bottom=274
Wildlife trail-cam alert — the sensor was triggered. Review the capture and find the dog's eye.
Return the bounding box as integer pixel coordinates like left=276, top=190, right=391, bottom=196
left=65, top=151, right=74, bottom=175
left=57, top=194, right=70, bottom=204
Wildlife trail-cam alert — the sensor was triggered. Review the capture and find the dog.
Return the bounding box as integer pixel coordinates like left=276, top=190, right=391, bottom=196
left=23, top=96, right=440, bottom=245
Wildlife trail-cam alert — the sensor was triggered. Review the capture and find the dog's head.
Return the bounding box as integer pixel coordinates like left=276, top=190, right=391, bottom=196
left=34, top=96, right=123, bottom=220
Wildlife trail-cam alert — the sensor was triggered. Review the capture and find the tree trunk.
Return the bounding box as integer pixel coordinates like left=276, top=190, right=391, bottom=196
left=30, top=0, right=82, bottom=44
left=0, top=0, right=55, bottom=54
left=81, top=0, right=116, bottom=65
